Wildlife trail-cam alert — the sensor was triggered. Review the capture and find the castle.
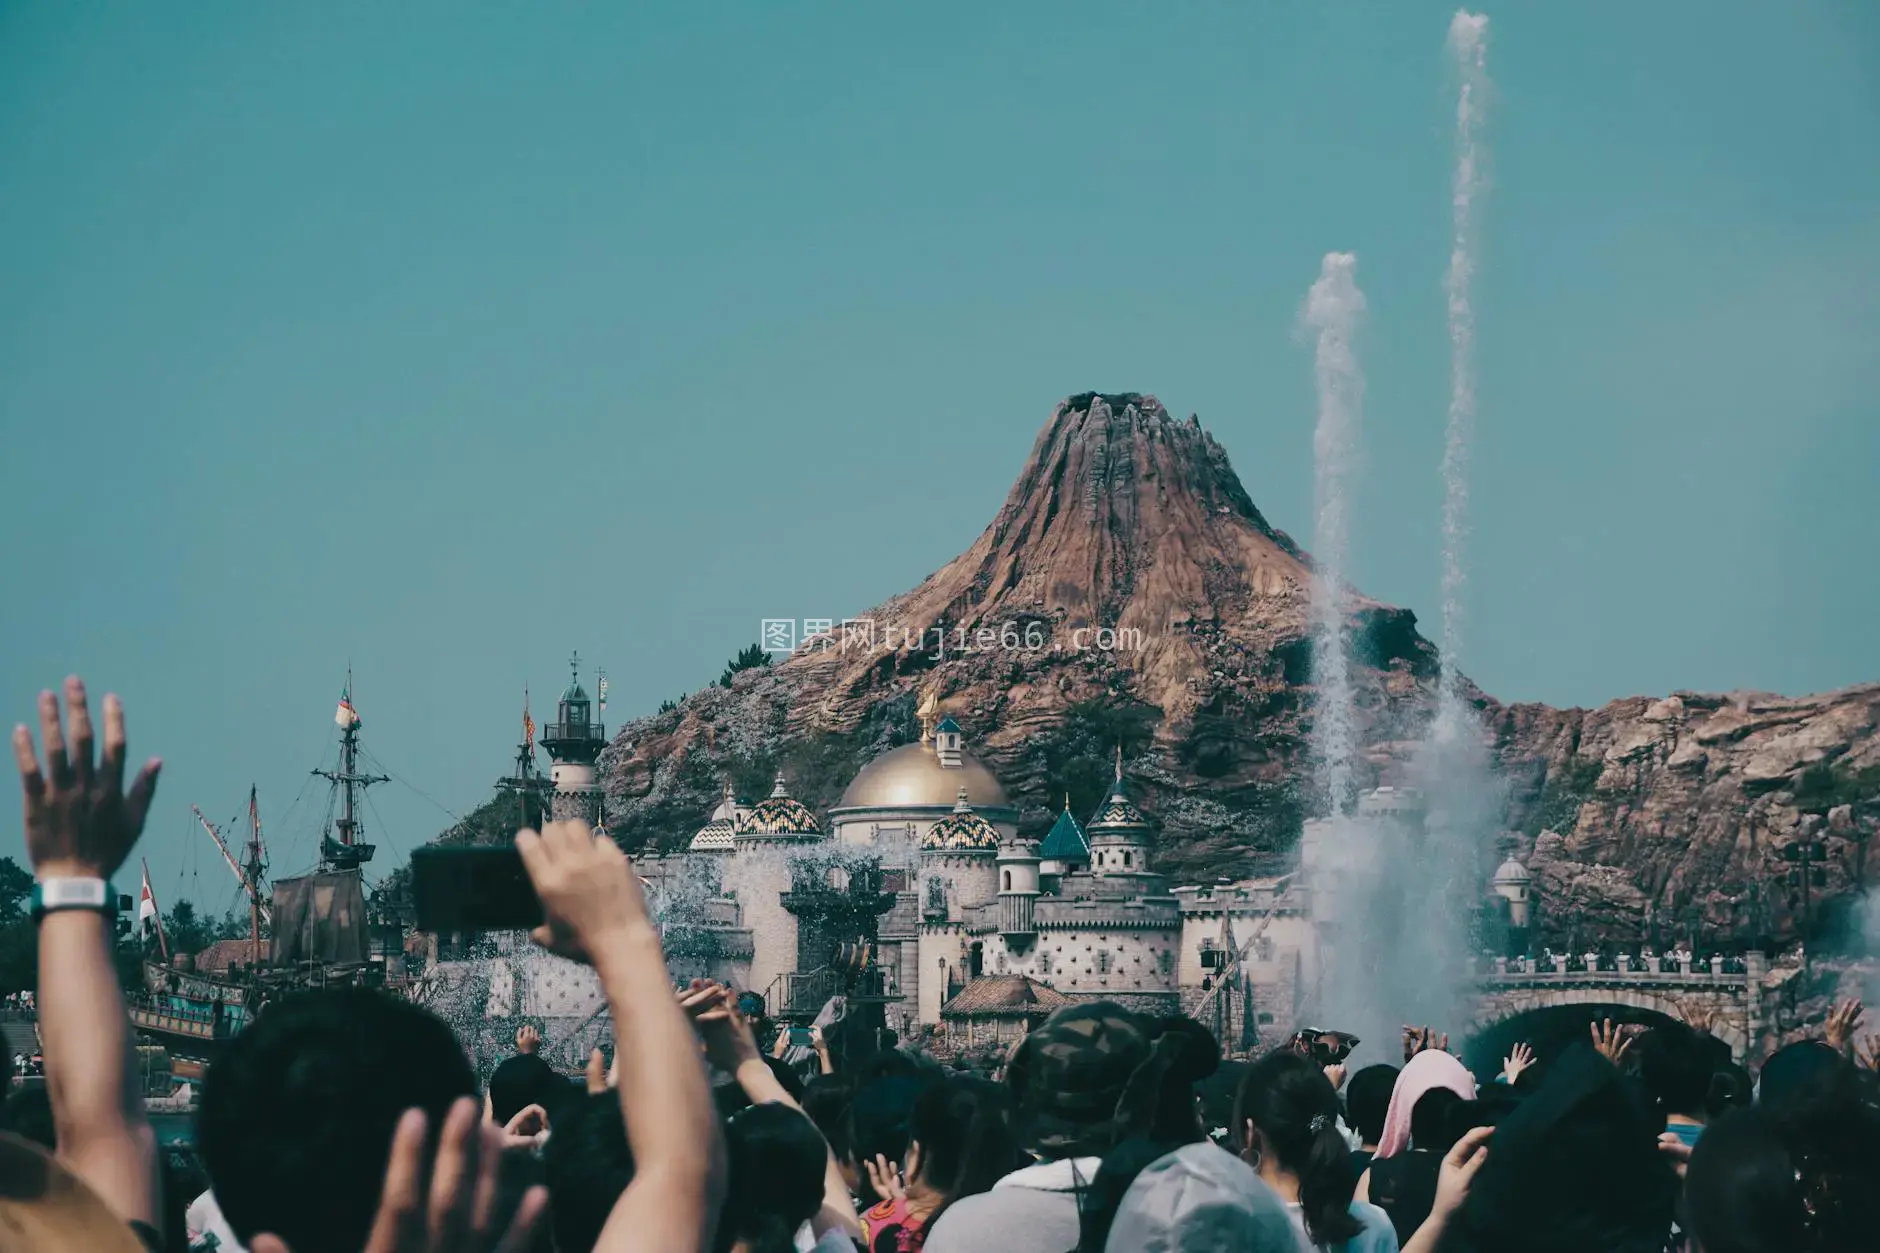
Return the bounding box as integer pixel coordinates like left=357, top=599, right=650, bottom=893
left=429, top=668, right=1538, bottom=1061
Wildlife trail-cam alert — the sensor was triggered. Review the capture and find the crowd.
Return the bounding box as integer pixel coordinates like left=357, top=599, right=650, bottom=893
left=5, top=677, right=1880, bottom=1253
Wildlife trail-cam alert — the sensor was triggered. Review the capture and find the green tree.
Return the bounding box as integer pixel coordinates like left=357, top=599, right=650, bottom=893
left=0, top=857, right=31, bottom=919
left=163, top=899, right=212, bottom=959
left=718, top=643, right=771, bottom=688
left=0, top=918, right=33, bottom=997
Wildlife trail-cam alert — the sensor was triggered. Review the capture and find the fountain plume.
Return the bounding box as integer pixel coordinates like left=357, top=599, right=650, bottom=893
left=1302, top=252, right=1367, bottom=817
left=1436, top=9, right=1490, bottom=743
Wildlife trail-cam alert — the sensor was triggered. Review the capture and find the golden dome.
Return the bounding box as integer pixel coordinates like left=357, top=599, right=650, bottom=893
left=836, top=742, right=1013, bottom=812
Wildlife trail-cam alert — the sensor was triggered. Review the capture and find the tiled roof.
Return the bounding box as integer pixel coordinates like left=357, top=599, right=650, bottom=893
left=1038, top=801, right=1090, bottom=862
left=689, top=817, right=737, bottom=851
left=736, top=772, right=821, bottom=837
left=922, top=788, right=1001, bottom=852
left=1087, top=777, right=1151, bottom=834
left=194, top=938, right=266, bottom=973
left=935, top=716, right=961, bottom=734
left=941, top=974, right=1072, bottom=1018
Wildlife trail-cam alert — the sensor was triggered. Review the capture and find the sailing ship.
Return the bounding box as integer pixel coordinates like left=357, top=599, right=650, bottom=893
left=130, top=675, right=391, bottom=1062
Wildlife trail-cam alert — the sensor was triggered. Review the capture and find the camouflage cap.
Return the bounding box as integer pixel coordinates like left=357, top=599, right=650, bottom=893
left=1007, top=1001, right=1155, bottom=1159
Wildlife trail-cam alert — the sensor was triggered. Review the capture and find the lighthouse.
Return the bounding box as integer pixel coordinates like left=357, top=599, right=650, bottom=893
left=540, top=651, right=608, bottom=828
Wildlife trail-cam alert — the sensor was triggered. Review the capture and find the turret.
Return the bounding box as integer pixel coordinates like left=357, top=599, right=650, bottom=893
left=997, top=834, right=1041, bottom=939
left=934, top=716, right=963, bottom=769
left=541, top=652, right=608, bottom=827
left=1492, top=855, right=1533, bottom=930
left=1086, top=748, right=1154, bottom=878
left=1038, top=795, right=1091, bottom=885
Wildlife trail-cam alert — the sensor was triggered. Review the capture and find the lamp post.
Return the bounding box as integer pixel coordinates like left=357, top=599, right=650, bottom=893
left=1780, top=839, right=1829, bottom=975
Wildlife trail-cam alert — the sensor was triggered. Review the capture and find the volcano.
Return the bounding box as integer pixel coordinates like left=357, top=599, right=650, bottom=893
left=601, top=393, right=1880, bottom=941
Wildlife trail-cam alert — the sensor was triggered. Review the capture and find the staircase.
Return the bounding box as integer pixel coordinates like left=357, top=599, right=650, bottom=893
left=1, top=1017, right=39, bottom=1062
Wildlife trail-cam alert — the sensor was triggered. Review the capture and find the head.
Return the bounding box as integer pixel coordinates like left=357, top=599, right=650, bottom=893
left=1685, top=1099, right=1880, bottom=1253
left=1099, top=1141, right=1297, bottom=1253
left=1410, top=1086, right=1464, bottom=1154
left=905, top=1076, right=1022, bottom=1215
left=1464, top=1046, right=1678, bottom=1253
left=1345, top=1064, right=1399, bottom=1149
left=1139, top=1016, right=1221, bottom=1145
left=1756, top=1042, right=1848, bottom=1113
left=543, top=1093, right=635, bottom=1253
left=198, top=988, right=477, bottom=1253
left=800, top=1076, right=857, bottom=1190
left=1233, top=1050, right=1361, bottom=1248
left=1707, top=1061, right=1753, bottom=1120
left=1374, top=1049, right=1476, bottom=1159
left=489, top=1053, right=564, bottom=1126
left=1005, top=1002, right=1156, bottom=1161
left=717, top=1102, right=828, bottom=1253
left=1635, top=1022, right=1715, bottom=1122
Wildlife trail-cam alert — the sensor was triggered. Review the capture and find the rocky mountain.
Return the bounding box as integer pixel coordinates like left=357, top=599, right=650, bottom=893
left=599, top=392, right=1880, bottom=946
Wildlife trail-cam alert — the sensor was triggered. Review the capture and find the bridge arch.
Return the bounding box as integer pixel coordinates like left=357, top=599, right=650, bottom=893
left=1469, top=983, right=1749, bottom=1064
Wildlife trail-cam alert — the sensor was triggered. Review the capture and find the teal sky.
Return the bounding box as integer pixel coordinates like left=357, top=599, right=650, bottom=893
left=3, top=2, right=1876, bottom=908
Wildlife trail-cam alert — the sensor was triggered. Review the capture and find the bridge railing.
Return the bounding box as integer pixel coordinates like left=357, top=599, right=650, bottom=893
left=1472, top=953, right=1761, bottom=984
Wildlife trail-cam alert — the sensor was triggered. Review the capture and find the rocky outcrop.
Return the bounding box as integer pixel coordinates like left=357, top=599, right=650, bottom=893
left=599, top=393, right=1880, bottom=945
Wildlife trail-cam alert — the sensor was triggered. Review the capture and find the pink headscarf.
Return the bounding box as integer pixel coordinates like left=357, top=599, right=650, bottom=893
left=1374, top=1050, right=1477, bottom=1160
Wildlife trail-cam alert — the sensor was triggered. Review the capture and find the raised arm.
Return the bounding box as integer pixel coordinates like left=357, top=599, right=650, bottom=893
left=520, top=821, right=725, bottom=1253
left=681, top=981, right=862, bottom=1244
left=13, top=679, right=163, bottom=1233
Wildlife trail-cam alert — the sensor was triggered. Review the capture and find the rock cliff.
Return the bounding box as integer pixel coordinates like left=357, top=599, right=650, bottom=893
left=600, top=393, right=1880, bottom=946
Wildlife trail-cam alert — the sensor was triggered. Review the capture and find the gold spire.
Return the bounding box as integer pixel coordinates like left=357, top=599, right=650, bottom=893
left=917, top=689, right=940, bottom=743
left=1114, top=743, right=1124, bottom=781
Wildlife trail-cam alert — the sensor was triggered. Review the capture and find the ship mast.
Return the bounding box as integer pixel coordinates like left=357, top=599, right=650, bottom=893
left=194, top=803, right=271, bottom=926
left=246, top=786, right=268, bottom=958
left=314, top=669, right=389, bottom=873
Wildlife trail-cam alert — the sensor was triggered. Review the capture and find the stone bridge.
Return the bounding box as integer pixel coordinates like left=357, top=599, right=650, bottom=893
left=1470, top=953, right=1772, bottom=1060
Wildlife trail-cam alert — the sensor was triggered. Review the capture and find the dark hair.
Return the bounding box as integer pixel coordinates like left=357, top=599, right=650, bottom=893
left=1235, top=1051, right=1361, bottom=1246
left=1708, top=1061, right=1753, bottom=1120
left=852, top=1073, right=939, bottom=1184
left=908, top=1076, right=1022, bottom=1228
left=1346, top=1064, right=1399, bottom=1146
left=1142, top=1016, right=1221, bottom=1145
left=1756, top=1042, right=1848, bottom=1113
left=1635, top=1023, right=1714, bottom=1119
left=1686, top=1095, right=1880, bottom=1253
left=489, top=1053, right=563, bottom=1126
left=543, top=1092, right=635, bottom=1253
left=801, top=1075, right=855, bottom=1165
left=1410, top=1086, right=1464, bottom=1153
left=198, top=988, right=477, bottom=1253
left=717, top=1102, right=827, bottom=1253
left=1075, top=1134, right=1183, bottom=1253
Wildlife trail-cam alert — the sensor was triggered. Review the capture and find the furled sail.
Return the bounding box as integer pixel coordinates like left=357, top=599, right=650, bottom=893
left=270, top=871, right=368, bottom=966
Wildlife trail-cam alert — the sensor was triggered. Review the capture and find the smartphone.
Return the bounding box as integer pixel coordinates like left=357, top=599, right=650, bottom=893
left=410, top=846, right=543, bottom=932
left=788, top=1026, right=814, bottom=1048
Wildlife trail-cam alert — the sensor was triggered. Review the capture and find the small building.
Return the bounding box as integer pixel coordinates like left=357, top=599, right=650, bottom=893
left=939, top=974, right=1071, bottom=1048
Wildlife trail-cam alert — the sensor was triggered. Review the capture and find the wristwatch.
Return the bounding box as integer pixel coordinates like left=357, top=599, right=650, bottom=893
left=30, top=878, right=119, bottom=923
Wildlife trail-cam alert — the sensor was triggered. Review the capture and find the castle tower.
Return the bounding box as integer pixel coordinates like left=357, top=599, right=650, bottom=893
left=997, top=833, right=1042, bottom=941
left=540, top=652, right=607, bottom=827
left=1087, top=748, right=1154, bottom=879
left=1492, top=855, right=1533, bottom=930
left=727, top=771, right=823, bottom=1002
left=1038, top=795, right=1091, bottom=885
left=934, top=715, right=963, bottom=768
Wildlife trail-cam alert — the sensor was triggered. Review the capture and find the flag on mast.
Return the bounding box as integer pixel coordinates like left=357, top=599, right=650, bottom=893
left=522, top=688, right=535, bottom=746
left=597, top=671, right=608, bottom=715
left=139, top=860, right=169, bottom=960
left=336, top=679, right=361, bottom=729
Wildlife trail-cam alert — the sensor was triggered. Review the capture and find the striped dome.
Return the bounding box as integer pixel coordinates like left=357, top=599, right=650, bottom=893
left=1088, top=752, right=1152, bottom=834
left=689, top=779, right=744, bottom=851
left=922, top=788, right=1001, bottom=852
left=736, top=772, right=821, bottom=837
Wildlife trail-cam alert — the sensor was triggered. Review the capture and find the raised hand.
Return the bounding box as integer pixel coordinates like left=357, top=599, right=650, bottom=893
left=13, top=678, right=162, bottom=880
left=678, top=980, right=761, bottom=1074
left=864, top=1154, right=907, bottom=1204
left=1824, top=999, right=1865, bottom=1053
left=516, top=821, right=650, bottom=963
left=1324, top=1063, right=1348, bottom=1092
left=501, top=1104, right=549, bottom=1150
left=1500, top=1042, right=1535, bottom=1085
left=1857, top=1033, right=1880, bottom=1074
left=1402, top=1025, right=1420, bottom=1063
left=251, top=1099, right=546, bottom=1253
left=1430, top=1125, right=1492, bottom=1224
left=1591, top=1018, right=1634, bottom=1066
left=1678, top=1001, right=1718, bottom=1035
left=515, top=1025, right=541, bottom=1056
left=1656, top=1132, right=1693, bottom=1179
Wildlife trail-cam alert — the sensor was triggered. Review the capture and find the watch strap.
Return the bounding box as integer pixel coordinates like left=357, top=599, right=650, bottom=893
left=31, top=878, right=115, bottom=922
